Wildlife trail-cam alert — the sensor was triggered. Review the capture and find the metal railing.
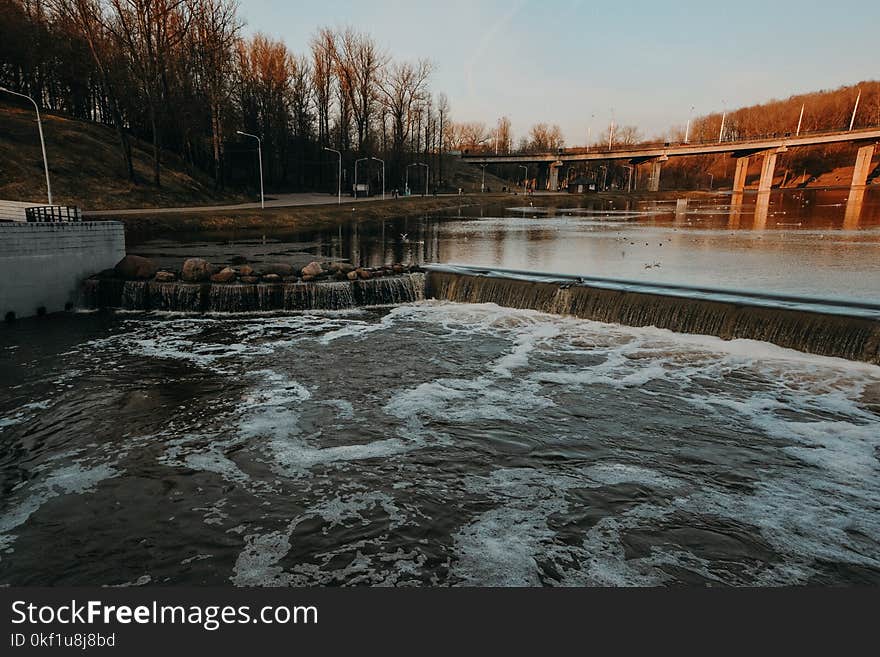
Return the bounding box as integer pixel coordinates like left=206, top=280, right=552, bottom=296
left=25, top=205, right=82, bottom=222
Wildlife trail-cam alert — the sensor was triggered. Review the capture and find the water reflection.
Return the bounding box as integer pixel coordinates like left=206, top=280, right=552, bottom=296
left=845, top=187, right=866, bottom=230
left=129, top=188, right=880, bottom=302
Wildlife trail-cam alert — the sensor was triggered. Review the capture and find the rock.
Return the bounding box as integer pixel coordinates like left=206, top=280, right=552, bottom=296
left=262, top=263, right=295, bottom=277
left=283, top=276, right=300, bottom=283
left=114, top=255, right=157, bottom=280
left=346, top=271, right=359, bottom=281
left=301, top=261, right=324, bottom=277
left=240, top=276, right=259, bottom=284
left=301, top=274, right=314, bottom=282
left=154, top=270, right=176, bottom=282
left=210, top=267, right=237, bottom=283
left=392, top=264, right=404, bottom=274
left=356, top=268, right=372, bottom=280
left=338, top=262, right=355, bottom=274
left=229, top=255, right=249, bottom=265
left=262, top=273, right=281, bottom=283
left=238, top=265, right=254, bottom=276
left=181, top=258, right=212, bottom=282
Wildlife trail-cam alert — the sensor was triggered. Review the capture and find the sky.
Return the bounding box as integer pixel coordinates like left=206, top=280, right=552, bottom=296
left=242, top=0, right=880, bottom=146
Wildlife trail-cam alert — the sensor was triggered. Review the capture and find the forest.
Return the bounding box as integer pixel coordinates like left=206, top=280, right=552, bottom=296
left=2, top=0, right=877, bottom=194
left=0, top=0, right=464, bottom=194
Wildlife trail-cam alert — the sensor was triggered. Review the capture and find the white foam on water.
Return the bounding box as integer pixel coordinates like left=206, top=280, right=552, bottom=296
left=402, top=303, right=880, bottom=584
left=231, top=528, right=296, bottom=586
left=231, top=369, right=426, bottom=478
left=0, top=400, right=53, bottom=429
left=231, top=490, right=408, bottom=586
left=0, top=458, right=120, bottom=553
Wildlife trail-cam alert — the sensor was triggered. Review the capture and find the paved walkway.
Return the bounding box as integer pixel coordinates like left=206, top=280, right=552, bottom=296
left=83, top=192, right=455, bottom=216
left=81, top=190, right=567, bottom=217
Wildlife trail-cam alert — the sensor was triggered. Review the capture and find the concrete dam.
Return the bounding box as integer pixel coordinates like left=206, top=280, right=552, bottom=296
left=80, top=262, right=880, bottom=365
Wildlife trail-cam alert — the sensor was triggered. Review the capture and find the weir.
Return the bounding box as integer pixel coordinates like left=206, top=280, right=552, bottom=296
left=424, top=265, right=880, bottom=364
left=80, top=273, right=425, bottom=313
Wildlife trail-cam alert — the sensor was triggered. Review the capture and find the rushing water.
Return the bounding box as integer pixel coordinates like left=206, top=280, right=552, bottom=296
left=2, top=188, right=879, bottom=586
left=2, top=303, right=879, bottom=585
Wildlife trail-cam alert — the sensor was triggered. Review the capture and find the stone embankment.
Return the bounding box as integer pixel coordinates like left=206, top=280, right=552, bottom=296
left=81, top=255, right=424, bottom=312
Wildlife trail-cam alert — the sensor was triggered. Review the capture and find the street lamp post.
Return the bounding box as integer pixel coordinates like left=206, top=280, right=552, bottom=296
left=353, top=157, right=369, bottom=198
left=599, top=165, right=608, bottom=191
left=1, top=86, right=52, bottom=204
left=371, top=157, right=385, bottom=200
left=236, top=130, right=263, bottom=209
left=708, top=172, right=714, bottom=190
left=849, top=89, right=861, bottom=131
left=519, top=164, right=528, bottom=192
left=684, top=105, right=695, bottom=143
left=323, top=146, right=342, bottom=204
left=480, top=164, right=487, bottom=192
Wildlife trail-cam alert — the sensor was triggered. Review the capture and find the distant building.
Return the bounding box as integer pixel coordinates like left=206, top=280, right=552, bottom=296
left=567, top=176, right=596, bottom=194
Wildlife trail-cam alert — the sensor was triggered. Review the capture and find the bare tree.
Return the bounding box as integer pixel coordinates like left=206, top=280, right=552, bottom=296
left=189, top=0, right=240, bottom=188
left=448, top=121, right=491, bottom=151
left=335, top=28, right=386, bottom=153
left=51, top=0, right=135, bottom=180
left=234, top=33, right=293, bottom=184
left=309, top=27, right=335, bottom=147
left=379, top=58, right=431, bottom=182
left=493, top=115, right=512, bottom=154
left=526, top=123, right=563, bottom=152
left=105, top=0, right=194, bottom=186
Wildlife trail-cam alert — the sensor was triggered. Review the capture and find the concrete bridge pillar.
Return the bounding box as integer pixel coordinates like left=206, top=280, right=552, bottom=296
left=547, top=160, right=563, bottom=191
left=758, top=152, right=777, bottom=192
left=851, top=144, right=876, bottom=188
left=732, top=156, right=749, bottom=193
left=757, top=147, right=786, bottom=192
left=648, top=160, right=662, bottom=192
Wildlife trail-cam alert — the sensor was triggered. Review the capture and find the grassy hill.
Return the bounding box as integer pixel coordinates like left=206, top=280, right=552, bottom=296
left=0, top=101, right=513, bottom=210
left=0, top=100, right=241, bottom=210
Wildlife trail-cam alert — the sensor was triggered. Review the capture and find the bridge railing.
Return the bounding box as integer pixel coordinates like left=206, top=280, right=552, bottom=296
left=464, top=124, right=880, bottom=159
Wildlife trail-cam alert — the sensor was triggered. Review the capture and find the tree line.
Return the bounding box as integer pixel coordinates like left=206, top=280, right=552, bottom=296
left=0, top=0, right=470, bottom=193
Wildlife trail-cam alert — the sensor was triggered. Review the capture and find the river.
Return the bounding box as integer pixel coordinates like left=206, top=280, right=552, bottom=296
left=1, top=188, right=879, bottom=585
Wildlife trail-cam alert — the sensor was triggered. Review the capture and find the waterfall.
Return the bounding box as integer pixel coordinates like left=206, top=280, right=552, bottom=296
left=284, top=281, right=356, bottom=311
left=425, top=266, right=880, bottom=364
left=354, top=273, right=425, bottom=306
left=79, top=273, right=425, bottom=314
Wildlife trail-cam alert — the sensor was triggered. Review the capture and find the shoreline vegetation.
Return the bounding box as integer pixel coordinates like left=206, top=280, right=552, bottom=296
left=107, top=186, right=868, bottom=236
left=110, top=193, right=561, bottom=235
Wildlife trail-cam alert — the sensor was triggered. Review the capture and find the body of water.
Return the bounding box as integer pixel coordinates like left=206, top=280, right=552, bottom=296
left=2, top=188, right=879, bottom=585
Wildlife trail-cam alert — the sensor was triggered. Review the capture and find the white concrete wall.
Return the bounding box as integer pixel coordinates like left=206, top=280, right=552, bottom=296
left=0, top=200, right=38, bottom=222
left=0, top=221, right=125, bottom=319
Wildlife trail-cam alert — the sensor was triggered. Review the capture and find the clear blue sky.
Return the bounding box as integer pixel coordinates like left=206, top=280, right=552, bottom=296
left=242, top=0, right=879, bottom=145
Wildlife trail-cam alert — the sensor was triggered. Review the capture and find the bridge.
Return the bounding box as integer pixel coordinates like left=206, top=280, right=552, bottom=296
left=461, top=127, right=880, bottom=193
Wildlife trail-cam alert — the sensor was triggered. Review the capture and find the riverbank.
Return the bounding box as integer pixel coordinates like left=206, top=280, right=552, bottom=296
left=104, top=193, right=569, bottom=235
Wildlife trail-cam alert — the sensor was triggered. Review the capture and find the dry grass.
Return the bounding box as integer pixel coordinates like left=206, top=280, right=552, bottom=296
left=0, top=101, right=242, bottom=210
